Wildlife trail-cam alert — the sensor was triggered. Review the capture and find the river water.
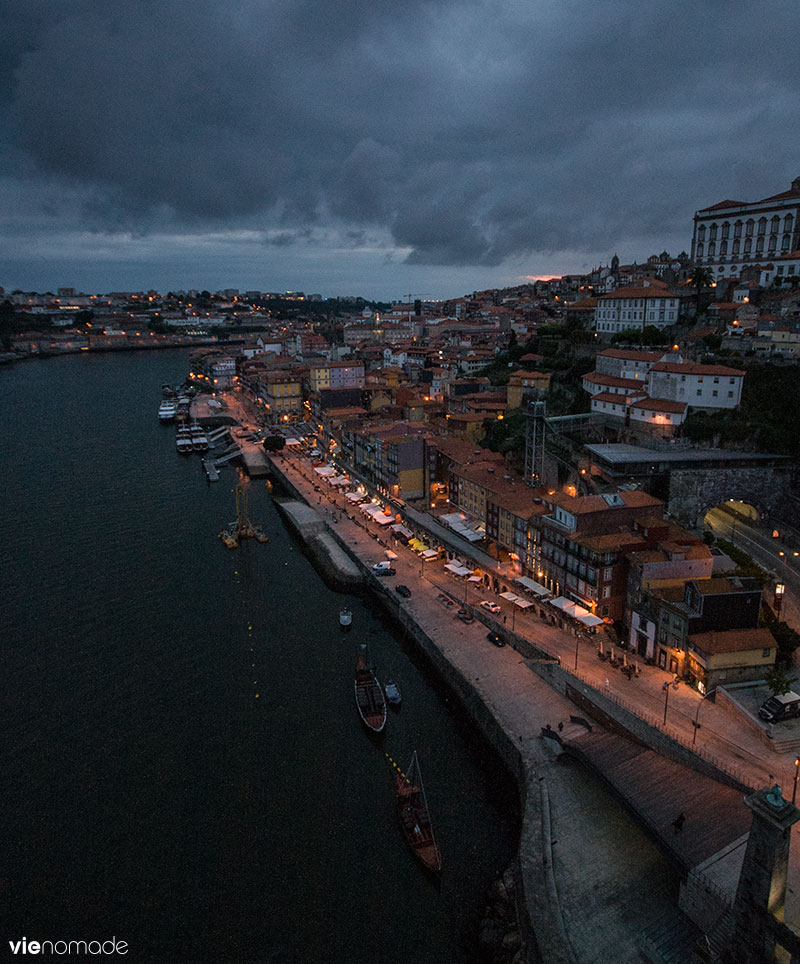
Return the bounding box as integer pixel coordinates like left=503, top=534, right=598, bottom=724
left=0, top=351, right=517, bottom=964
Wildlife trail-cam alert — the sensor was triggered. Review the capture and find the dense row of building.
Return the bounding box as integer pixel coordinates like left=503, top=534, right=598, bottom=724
left=4, top=174, right=799, bottom=691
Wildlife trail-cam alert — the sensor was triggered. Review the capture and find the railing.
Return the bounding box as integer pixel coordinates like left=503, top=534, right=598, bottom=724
left=564, top=664, right=764, bottom=790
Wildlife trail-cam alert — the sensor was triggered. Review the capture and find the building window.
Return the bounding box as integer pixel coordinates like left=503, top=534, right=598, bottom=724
left=709, top=224, right=718, bottom=240
left=697, top=389, right=702, bottom=396
left=734, top=221, right=742, bottom=238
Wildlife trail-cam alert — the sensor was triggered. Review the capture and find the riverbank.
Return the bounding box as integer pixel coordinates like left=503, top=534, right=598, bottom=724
left=264, top=450, right=682, bottom=964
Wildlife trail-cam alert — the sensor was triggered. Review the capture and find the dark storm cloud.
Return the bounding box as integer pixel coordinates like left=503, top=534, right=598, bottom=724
left=3, top=0, right=800, bottom=272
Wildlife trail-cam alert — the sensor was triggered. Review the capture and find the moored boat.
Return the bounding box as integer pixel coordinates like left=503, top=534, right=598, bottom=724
left=340, top=608, right=352, bottom=631
left=190, top=424, right=209, bottom=451
left=159, top=399, right=178, bottom=422
left=354, top=643, right=386, bottom=734
left=176, top=426, right=193, bottom=454
left=395, top=751, right=441, bottom=872
left=384, top=680, right=401, bottom=708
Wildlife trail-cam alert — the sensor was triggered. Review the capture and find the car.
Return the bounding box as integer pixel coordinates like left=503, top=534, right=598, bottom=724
left=372, top=561, right=392, bottom=571
left=480, top=600, right=501, bottom=613
left=374, top=567, right=396, bottom=576
left=487, top=632, right=505, bottom=647
left=395, top=585, right=412, bottom=598
left=457, top=609, right=474, bottom=623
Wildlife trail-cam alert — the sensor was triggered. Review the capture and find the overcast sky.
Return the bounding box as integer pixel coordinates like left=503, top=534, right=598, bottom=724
left=2, top=0, right=799, bottom=300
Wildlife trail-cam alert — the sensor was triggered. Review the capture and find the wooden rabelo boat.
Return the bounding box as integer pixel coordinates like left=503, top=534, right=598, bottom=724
left=354, top=644, right=387, bottom=733
left=395, top=751, right=442, bottom=872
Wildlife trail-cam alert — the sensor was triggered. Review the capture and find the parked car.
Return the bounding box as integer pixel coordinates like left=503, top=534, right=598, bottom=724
left=480, top=600, right=501, bottom=613
left=395, top=585, right=412, bottom=598
left=374, top=567, right=396, bottom=576
left=487, top=632, right=505, bottom=647
left=372, top=561, right=392, bottom=571
left=457, top=609, right=474, bottom=623
left=759, top=691, right=800, bottom=723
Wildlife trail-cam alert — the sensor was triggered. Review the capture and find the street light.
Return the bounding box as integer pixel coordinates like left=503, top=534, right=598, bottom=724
left=574, top=632, right=585, bottom=671
left=692, top=688, right=716, bottom=747
left=663, top=678, right=680, bottom=726
left=775, top=583, right=785, bottom=618
left=794, top=757, right=800, bottom=805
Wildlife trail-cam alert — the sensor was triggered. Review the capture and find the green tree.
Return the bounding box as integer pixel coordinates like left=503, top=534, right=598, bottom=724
left=689, top=265, right=715, bottom=317
left=262, top=435, right=286, bottom=452
left=765, top=665, right=793, bottom=697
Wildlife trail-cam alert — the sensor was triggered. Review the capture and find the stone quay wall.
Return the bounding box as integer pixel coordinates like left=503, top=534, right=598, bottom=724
left=266, top=454, right=546, bottom=964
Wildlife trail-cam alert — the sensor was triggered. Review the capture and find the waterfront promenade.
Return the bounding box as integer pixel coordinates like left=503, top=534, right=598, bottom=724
left=262, top=447, right=695, bottom=962
left=222, top=393, right=800, bottom=961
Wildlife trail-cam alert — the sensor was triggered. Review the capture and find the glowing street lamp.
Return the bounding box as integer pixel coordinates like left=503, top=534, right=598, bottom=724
left=663, top=678, right=680, bottom=726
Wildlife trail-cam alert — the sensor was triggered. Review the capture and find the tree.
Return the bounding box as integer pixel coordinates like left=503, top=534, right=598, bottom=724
left=689, top=265, right=715, bottom=317
left=765, top=665, right=793, bottom=697
left=262, top=435, right=286, bottom=452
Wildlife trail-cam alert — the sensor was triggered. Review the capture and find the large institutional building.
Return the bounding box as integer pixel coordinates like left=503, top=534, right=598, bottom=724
left=690, top=176, right=800, bottom=281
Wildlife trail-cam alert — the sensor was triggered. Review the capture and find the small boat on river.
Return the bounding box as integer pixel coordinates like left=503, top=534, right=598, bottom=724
left=395, top=751, right=441, bottom=873
left=354, top=643, right=386, bottom=734
left=339, top=608, right=353, bottom=631
left=384, top=680, right=401, bottom=708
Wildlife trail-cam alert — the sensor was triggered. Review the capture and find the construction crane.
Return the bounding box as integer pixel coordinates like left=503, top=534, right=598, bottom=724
left=218, top=483, right=269, bottom=548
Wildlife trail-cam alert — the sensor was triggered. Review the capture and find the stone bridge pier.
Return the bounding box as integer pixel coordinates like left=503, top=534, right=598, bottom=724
left=668, top=465, right=792, bottom=530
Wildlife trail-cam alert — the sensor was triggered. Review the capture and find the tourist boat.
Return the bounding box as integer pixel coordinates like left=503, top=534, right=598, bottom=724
left=354, top=643, right=386, bottom=734
left=395, top=752, right=442, bottom=873
left=161, top=383, right=178, bottom=398
left=339, top=608, right=352, bottom=631
left=384, top=680, right=401, bottom=708
left=176, top=426, right=193, bottom=454
left=158, top=399, right=178, bottom=422
left=190, top=424, right=209, bottom=452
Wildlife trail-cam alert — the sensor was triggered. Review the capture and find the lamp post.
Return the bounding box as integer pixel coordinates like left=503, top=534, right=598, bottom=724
left=574, top=633, right=584, bottom=671
left=663, top=678, right=680, bottom=726
left=692, top=688, right=715, bottom=747
left=775, top=583, right=785, bottom=619
left=793, top=757, right=800, bottom=805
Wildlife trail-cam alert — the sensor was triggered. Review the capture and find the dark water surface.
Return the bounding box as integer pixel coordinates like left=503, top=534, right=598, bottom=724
left=1, top=351, right=517, bottom=964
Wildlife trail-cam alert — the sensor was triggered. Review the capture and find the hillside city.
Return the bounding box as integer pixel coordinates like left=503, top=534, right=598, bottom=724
left=6, top=173, right=800, bottom=962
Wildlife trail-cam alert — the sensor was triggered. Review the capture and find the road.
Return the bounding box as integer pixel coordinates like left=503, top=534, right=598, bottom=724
left=705, top=506, right=800, bottom=631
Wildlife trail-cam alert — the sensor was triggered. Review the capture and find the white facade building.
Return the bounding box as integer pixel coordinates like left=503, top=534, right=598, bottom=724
left=647, top=363, right=744, bottom=410
left=594, top=283, right=680, bottom=335
left=691, top=177, right=800, bottom=282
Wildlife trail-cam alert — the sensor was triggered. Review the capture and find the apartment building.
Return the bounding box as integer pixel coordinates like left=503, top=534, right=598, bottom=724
left=594, top=281, right=680, bottom=335
left=691, top=176, right=800, bottom=283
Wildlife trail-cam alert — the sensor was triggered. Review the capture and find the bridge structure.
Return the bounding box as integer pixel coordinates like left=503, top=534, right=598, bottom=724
left=583, top=442, right=792, bottom=528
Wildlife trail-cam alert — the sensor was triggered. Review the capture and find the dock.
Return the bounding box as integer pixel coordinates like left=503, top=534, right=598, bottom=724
left=203, top=459, right=220, bottom=482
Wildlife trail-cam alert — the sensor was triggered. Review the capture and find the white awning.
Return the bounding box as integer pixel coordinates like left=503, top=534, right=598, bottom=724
left=445, top=562, right=472, bottom=577
left=515, top=576, right=551, bottom=598
left=284, top=437, right=301, bottom=446
left=500, top=591, right=520, bottom=603
left=577, top=613, right=604, bottom=627
left=374, top=512, right=394, bottom=526
left=391, top=524, right=413, bottom=539
left=467, top=575, right=482, bottom=582
left=314, top=465, right=336, bottom=476
left=513, top=597, right=534, bottom=609
left=346, top=491, right=365, bottom=502
left=421, top=549, right=439, bottom=559
left=549, top=596, right=572, bottom=611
